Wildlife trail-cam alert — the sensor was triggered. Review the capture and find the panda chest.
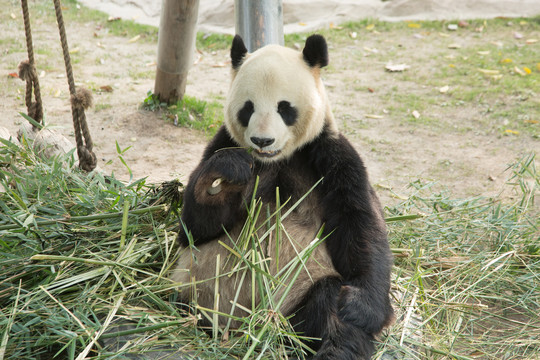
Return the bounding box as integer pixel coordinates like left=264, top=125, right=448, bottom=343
left=240, top=162, right=326, bottom=268
left=172, top=163, right=335, bottom=320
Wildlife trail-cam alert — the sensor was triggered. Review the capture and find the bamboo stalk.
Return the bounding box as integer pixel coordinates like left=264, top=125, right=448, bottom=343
left=0, top=204, right=165, bottom=231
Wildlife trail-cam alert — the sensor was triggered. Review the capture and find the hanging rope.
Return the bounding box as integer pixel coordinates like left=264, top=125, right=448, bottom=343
left=18, top=0, right=43, bottom=127
left=53, top=0, right=97, bottom=172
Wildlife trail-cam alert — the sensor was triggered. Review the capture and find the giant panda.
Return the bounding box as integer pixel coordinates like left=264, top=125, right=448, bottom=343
left=171, top=34, right=395, bottom=359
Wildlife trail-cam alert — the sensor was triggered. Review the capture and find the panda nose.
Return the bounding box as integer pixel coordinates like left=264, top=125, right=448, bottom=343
left=250, top=136, right=275, bottom=148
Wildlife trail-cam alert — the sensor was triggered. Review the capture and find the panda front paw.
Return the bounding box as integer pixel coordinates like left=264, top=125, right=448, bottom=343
left=192, top=148, right=254, bottom=202
left=204, top=148, right=253, bottom=186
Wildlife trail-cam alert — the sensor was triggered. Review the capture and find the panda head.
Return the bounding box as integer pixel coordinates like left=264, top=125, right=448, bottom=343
left=224, top=35, right=337, bottom=162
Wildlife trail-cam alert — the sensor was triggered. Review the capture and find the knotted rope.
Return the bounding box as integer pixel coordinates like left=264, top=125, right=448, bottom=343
left=52, top=0, right=97, bottom=172
left=18, top=0, right=43, bottom=127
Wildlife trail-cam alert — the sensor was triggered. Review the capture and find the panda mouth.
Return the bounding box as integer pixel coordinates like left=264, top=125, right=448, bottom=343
left=254, top=149, right=281, bottom=158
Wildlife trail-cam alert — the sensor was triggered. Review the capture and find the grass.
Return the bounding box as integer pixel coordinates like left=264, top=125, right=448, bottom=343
left=1, top=127, right=538, bottom=359
left=285, top=17, right=540, bottom=138
left=141, top=91, right=224, bottom=135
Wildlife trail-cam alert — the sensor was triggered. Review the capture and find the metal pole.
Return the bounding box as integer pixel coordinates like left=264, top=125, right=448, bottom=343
left=235, top=0, right=284, bottom=52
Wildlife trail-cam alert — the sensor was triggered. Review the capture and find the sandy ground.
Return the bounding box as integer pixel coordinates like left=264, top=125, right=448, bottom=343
left=1, top=1, right=539, bottom=207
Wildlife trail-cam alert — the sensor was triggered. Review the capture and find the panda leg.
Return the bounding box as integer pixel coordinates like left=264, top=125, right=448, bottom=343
left=289, top=277, right=376, bottom=360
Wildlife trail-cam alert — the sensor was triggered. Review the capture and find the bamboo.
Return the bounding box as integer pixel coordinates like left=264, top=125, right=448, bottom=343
left=0, top=205, right=165, bottom=231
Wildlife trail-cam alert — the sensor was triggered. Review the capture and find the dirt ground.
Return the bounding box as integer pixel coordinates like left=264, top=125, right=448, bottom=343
left=1, top=2, right=538, bottom=207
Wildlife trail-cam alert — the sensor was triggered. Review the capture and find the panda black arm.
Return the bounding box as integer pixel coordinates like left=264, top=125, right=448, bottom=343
left=308, top=130, right=390, bottom=278
left=179, top=126, right=253, bottom=247
left=307, top=129, right=394, bottom=335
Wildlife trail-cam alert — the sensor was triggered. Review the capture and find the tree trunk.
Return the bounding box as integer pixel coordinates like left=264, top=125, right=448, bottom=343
left=154, top=0, right=200, bottom=104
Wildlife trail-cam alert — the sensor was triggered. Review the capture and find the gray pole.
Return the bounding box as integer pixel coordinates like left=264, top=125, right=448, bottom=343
left=235, top=0, right=284, bottom=52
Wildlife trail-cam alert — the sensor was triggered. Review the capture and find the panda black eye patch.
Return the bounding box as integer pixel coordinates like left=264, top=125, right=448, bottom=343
left=277, top=101, right=298, bottom=126
left=237, top=100, right=254, bottom=127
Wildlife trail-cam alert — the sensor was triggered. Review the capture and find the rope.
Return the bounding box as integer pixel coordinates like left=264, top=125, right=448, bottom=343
left=19, top=0, right=43, bottom=127
left=52, top=0, right=97, bottom=172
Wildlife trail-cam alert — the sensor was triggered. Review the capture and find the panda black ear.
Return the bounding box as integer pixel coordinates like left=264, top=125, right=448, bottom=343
left=231, top=35, right=248, bottom=70
left=302, top=34, right=329, bottom=68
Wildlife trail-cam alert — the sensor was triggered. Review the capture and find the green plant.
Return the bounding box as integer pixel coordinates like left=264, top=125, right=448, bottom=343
left=141, top=91, right=223, bottom=135
left=141, top=90, right=168, bottom=111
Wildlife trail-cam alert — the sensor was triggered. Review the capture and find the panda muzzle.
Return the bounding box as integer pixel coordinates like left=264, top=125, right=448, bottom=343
left=250, top=137, right=281, bottom=157
left=254, top=148, right=281, bottom=158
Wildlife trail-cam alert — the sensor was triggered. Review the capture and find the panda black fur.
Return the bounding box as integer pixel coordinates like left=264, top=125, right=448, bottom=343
left=172, top=34, right=394, bottom=360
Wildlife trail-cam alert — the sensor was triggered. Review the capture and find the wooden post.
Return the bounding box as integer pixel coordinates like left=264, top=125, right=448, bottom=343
left=235, top=0, right=283, bottom=52
left=154, top=0, right=199, bottom=104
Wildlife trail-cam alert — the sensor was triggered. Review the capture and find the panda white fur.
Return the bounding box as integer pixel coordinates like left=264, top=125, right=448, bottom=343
left=171, top=34, right=394, bottom=359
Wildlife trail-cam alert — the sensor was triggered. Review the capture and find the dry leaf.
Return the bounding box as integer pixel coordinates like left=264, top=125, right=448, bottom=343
left=525, top=39, right=538, bottom=44
left=212, top=63, right=226, bottom=68
left=408, top=23, right=421, bottom=28
left=500, top=58, right=513, bottom=64
left=524, top=119, right=538, bottom=124
left=439, top=85, right=450, bottom=93
left=99, top=85, right=113, bottom=92
left=438, top=32, right=450, bottom=38
left=128, top=35, right=141, bottom=43
left=412, top=110, right=420, bottom=119
left=69, top=47, right=80, bottom=54
left=329, top=22, right=342, bottom=30
left=491, top=41, right=504, bottom=47
left=458, top=21, right=469, bottom=28
left=504, top=129, right=519, bottom=135
left=514, top=66, right=526, bottom=76
left=10, top=13, right=16, bottom=19
left=477, top=51, right=490, bottom=55
left=364, top=114, right=383, bottom=119
left=478, top=68, right=500, bottom=75
left=298, top=22, right=306, bottom=26
left=366, top=24, right=375, bottom=31
left=448, top=43, right=461, bottom=49
left=537, top=63, right=540, bottom=72
left=385, top=63, right=410, bottom=72
left=54, top=89, right=61, bottom=98
left=108, top=16, right=121, bottom=22
left=8, top=72, right=19, bottom=78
